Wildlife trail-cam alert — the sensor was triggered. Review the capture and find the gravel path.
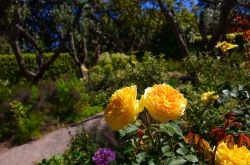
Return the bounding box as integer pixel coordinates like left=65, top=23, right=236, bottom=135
left=0, top=113, right=109, bottom=165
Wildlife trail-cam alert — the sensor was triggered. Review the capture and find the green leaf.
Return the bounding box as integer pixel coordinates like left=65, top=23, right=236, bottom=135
left=185, top=154, right=198, bottom=162
left=119, top=123, right=138, bottom=137
left=161, top=146, right=171, bottom=153
left=159, top=123, right=184, bottom=138
left=176, top=147, right=189, bottom=156
left=168, top=158, right=187, bottom=165
left=164, top=151, right=175, bottom=158
left=136, top=152, right=147, bottom=163
left=148, top=159, right=155, bottom=165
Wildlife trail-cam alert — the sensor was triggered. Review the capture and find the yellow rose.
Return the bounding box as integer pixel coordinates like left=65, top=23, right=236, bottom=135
left=215, top=142, right=250, bottom=165
left=226, top=33, right=236, bottom=42
left=201, top=91, right=219, bottom=104
left=104, top=86, right=142, bottom=131
left=215, top=41, right=238, bottom=53
left=141, top=83, right=187, bottom=122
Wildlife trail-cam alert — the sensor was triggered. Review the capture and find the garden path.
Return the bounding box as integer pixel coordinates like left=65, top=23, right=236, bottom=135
left=0, top=113, right=109, bottom=165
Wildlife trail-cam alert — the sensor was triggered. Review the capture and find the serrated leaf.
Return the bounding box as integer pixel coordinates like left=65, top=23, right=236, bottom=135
left=168, top=158, right=187, bottom=165
left=176, top=147, right=189, bottom=156
left=185, top=154, right=198, bottom=162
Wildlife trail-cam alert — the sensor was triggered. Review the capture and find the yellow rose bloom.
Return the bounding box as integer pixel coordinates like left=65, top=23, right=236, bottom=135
left=215, top=142, right=250, bottom=165
left=226, top=33, right=236, bottom=42
left=215, top=41, right=238, bottom=53
left=104, top=86, right=142, bottom=131
left=201, top=91, right=219, bottom=104
left=141, top=83, right=187, bottom=122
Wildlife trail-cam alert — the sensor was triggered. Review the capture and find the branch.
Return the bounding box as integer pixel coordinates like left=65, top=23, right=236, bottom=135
left=17, top=25, right=43, bottom=68
left=9, top=7, right=36, bottom=80
left=68, top=33, right=81, bottom=65
left=10, top=38, right=36, bottom=79
left=17, top=25, right=41, bottom=52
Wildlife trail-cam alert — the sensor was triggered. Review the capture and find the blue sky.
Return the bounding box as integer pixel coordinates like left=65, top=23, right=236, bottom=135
left=140, top=0, right=198, bottom=11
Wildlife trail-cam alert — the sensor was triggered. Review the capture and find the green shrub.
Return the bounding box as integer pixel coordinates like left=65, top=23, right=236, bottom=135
left=15, top=112, right=43, bottom=143
left=117, top=53, right=171, bottom=94
left=79, top=106, right=103, bottom=119
left=48, top=78, right=88, bottom=122
left=0, top=80, right=12, bottom=104
left=0, top=53, right=76, bottom=82
left=0, top=100, right=42, bottom=143
left=0, top=77, right=98, bottom=143
left=87, top=53, right=173, bottom=97
left=97, top=52, right=130, bottom=69
left=183, top=53, right=250, bottom=88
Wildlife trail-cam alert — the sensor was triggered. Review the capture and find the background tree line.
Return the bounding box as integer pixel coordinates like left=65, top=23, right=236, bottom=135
left=0, top=0, right=249, bottom=81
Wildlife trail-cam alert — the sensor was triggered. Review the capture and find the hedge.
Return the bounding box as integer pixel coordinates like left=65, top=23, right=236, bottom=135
left=0, top=53, right=76, bottom=82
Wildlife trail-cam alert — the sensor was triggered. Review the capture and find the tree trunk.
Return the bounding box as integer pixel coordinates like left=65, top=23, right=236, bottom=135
left=210, top=0, right=237, bottom=48
left=198, top=10, right=209, bottom=49
left=156, top=0, right=189, bottom=58
left=10, top=40, right=36, bottom=81
left=7, top=3, right=84, bottom=82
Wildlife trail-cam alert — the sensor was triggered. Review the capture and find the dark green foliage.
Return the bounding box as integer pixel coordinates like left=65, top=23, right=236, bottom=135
left=48, top=78, right=90, bottom=122
left=116, top=122, right=198, bottom=164
left=0, top=53, right=76, bottom=82
left=0, top=77, right=102, bottom=143
left=151, top=24, right=181, bottom=59
left=0, top=100, right=42, bottom=143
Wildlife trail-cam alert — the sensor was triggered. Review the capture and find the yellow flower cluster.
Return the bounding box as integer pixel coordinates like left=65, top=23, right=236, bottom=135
left=201, top=91, right=219, bottom=104
left=215, top=142, right=250, bottom=165
left=215, top=41, right=238, bottom=53
left=104, top=83, right=188, bottom=130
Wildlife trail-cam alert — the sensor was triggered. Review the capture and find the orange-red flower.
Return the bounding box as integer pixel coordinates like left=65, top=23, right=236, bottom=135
left=243, top=30, right=250, bottom=41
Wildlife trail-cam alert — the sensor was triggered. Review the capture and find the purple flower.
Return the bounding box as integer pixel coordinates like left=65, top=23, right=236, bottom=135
left=92, top=148, right=116, bottom=165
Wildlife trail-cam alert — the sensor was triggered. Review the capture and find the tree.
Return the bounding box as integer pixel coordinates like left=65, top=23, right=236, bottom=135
left=155, top=0, right=250, bottom=53
left=0, top=0, right=90, bottom=81
left=197, top=0, right=250, bottom=49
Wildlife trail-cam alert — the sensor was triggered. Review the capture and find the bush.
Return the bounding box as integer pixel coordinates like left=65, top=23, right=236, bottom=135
left=0, top=53, right=76, bottom=82
left=0, top=77, right=102, bottom=143
left=97, top=52, right=130, bottom=70
left=183, top=52, right=250, bottom=88
left=0, top=100, right=42, bottom=143
left=87, top=52, right=173, bottom=97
